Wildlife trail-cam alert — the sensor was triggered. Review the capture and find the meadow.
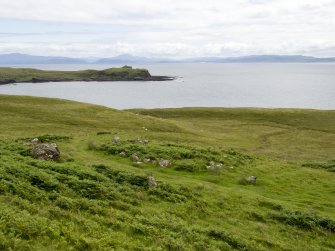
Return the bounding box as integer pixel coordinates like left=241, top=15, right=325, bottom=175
left=0, top=94, right=334, bottom=250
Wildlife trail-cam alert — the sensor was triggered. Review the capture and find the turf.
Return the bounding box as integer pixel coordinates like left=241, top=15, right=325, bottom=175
left=0, top=94, right=334, bottom=250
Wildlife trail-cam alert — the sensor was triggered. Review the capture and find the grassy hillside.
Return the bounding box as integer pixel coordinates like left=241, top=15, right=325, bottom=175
left=0, top=67, right=154, bottom=84
left=0, top=95, right=334, bottom=250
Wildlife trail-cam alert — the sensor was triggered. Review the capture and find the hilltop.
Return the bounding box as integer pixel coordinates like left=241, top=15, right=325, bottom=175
left=0, top=66, right=173, bottom=85
left=0, top=95, right=334, bottom=250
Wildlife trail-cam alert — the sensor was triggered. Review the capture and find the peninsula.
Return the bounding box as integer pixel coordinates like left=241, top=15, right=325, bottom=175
left=0, top=66, right=174, bottom=85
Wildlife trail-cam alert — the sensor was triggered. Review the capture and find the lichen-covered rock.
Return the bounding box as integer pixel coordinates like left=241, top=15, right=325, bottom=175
left=112, top=137, right=121, bottom=143
left=131, top=154, right=141, bottom=162
left=143, top=158, right=151, bottom=163
left=31, top=143, right=60, bottom=161
left=119, top=151, right=127, bottom=157
left=147, top=176, right=157, bottom=187
left=31, top=138, right=39, bottom=144
left=159, top=159, right=170, bottom=168
left=247, top=176, right=257, bottom=184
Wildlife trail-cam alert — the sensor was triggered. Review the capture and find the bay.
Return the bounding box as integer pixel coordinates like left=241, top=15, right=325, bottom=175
left=0, top=63, right=334, bottom=109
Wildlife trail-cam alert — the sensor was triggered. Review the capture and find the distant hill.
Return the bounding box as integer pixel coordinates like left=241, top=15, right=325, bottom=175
left=96, top=54, right=175, bottom=64
left=0, top=53, right=87, bottom=64
left=185, top=55, right=335, bottom=63
left=1, top=53, right=335, bottom=64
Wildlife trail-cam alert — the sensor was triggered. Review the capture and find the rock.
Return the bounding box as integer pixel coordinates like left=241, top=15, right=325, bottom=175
left=143, top=158, right=151, bottom=163
left=112, top=136, right=121, bottom=143
left=147, top=176, right=157, bottom=187
left=131, top=154, right=141, bottom=162
left=133, top=137, right=149, bottom=145
left=158, top=159, right=170, bottom=168
left=119, top=151, right=127, bottom=157
left=206, top=161, right=223, bottom=170
left=247, top=176, right=257, bottom=184
left=139, top=139, right=149, bottom=145
left=31, top=143, right=60, bottom=161
left=31, top=138, right=39, bottom=144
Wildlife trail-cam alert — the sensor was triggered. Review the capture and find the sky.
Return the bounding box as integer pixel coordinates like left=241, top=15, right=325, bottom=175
left=0, top=0, right=334, bottom=58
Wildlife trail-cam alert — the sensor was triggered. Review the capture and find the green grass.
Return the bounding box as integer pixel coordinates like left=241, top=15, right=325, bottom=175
left=0, top=94, right=334, bottom=250
left=0, top=66, right=151, bottom=83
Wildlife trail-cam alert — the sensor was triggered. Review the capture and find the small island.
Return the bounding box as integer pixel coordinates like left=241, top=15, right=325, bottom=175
left=0, top=66, right=174, bottom=85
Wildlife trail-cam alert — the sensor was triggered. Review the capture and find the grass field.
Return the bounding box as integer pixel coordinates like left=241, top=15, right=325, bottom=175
left=0, top=67, right=151, bottom=83
left=0, top=94, right=334, bottom=250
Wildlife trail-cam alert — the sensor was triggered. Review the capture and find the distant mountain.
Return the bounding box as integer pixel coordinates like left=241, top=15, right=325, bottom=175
left=0, top=53, right=87, bottom=64
left=95, top=54, right=335, bottom=64
left=96, top=54, right=176, bottom=64
left=184, top=55, right=335, bottom=63
left=0, top=53, right=335, bottom=64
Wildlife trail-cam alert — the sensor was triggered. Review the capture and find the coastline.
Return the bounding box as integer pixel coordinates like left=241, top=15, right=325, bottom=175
left=0, top=76, right=175, bottom=85
left=0, top=66, right=175, bottom=85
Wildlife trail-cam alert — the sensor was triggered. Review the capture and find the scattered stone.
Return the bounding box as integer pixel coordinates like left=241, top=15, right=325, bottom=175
left=147, top=176, right=157, bottom=187
left=247, top=176, right=257, bottom=184
left=139, top=139, right=149, bottom=145
left=207, top=161, right=223, bottom=170
left=143, top=158, right=151, bottom=163
left=31, top=143, right=60, bottom=161
left=112, top=137, right=121, bottom=143
left=119, top=151, right=127, bottom=157
left=31, top=138, right=39, bottom=144
left=159, top=159, right=170, bottom=168
left=131, top=154, right=141, bottom=162
left=133, top=137, right=149, bottom=145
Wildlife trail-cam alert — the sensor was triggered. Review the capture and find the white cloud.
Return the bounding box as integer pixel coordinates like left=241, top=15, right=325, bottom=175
left=0, top=0, right=334, bottom=57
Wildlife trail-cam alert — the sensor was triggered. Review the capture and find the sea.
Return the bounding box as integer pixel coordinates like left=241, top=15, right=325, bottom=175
left=0, top=63, right=334, bottom=110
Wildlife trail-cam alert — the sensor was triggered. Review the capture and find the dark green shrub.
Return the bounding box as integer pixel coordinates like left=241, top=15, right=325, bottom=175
left=247, top=212, right=266, bottom=222
left=97, top=141, right=253, bottom=173
left=93, top=164, right=148, bottom=187
left=18, top=134, right=72, bottom=143
left=29, top=174, right=59, bottom=192
left=208, top=229, right=252, bottom=250
left=65, top=180, right=108, bottom=199
left=270, top=210, right=335, bottom=232
left=97, top=131, right=111, bottom=135
left=55, top=197, right=74, bottom=210
left=302, top=160, right=335, bottom=172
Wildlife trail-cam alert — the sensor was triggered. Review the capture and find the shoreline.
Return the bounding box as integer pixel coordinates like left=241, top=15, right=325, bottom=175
left=0, top=76, right=175, bottom=85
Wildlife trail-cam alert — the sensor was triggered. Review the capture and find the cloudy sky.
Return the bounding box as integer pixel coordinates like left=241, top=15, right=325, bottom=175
left=0, top=0, right=334, bottom=58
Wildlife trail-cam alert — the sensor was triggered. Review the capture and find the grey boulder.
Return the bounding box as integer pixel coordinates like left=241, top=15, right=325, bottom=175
left=31, top=143, right=60, bottom=161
